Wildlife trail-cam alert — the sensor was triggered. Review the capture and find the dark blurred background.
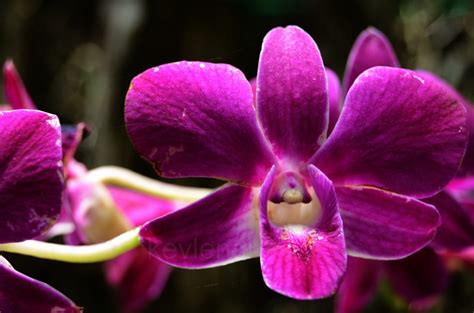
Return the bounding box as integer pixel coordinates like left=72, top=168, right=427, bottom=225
left=1, top=0, right=474, bottom=312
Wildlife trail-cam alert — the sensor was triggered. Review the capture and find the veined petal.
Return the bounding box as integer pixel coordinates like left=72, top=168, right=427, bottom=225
left=337, top=185, right=440, bottom=259
left=385, top=248, right=448, bottom=310
left=342, top=27, right=399, bottom=94
left=313, top=67, right=468, bottom=198
left=105, top=247, right=172, bottom=313
left=256, top=26, right=328, bottom=162
left=0, top=260, right=81, bottom=313
left=335, top=257, right=382, bottom=313
left=125, top=61, right=275, bottom=186
left=326, top=68, right=341, bottom=134
left=259, top=166, right=346, bottom=299
left=417, top=70, right=474, bottom=175
left=3, top=60, right=36, bottom=110
left=0, top=110, right=63, bottom=243
left=140, top=184, right=259, bottom=268
left=424, top=192, right=474, bottom=252
left=461, top=105, right=474, bottom=175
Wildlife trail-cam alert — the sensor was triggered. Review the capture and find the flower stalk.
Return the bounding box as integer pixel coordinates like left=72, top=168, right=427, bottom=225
left=0, top=228, right=140, bottom=263
left=86, top=166, right=212, bottom=202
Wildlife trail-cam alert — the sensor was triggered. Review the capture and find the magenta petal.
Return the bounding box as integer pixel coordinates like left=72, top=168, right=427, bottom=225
left=259, top=166, right=346, bottom=299
left=335, top=257, right=382, bottom=313
left=106, top=185, right=178, bottom=227
left=105, top=247, right=171, bottom=313
left=256, top=26, right=328, bottom=162
left=417, top=70, right=474, bottom=175
left=140, top=184, right=259, bottom=268
left=0, top=110, right=63, bottom=243
left=125, top=61, right=275, bottom=185
left=385, top=248, right=448, bottom=310
left=424, top=192, right=474, bottom=251
left=3, top=60, right=37, bottom=110
left=342, top=27, right=399, bottom=94
left=314, top=67, right=468, bottom=197
left=461, top=105, right=474, bottom=175
left=0, top=261, right=81, bottom=313
left=326, top=68, right=341, bottom=135
left=336, top=186, right=440, bottom=259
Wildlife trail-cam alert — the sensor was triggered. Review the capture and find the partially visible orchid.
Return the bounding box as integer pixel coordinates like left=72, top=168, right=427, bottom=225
left=0, top=64, right=81, bottom=311
left=1, top=60, right=186, bottom=312
left=125, top=25, right=468, bottom=299
left=334, top=27, right=474, bottom=313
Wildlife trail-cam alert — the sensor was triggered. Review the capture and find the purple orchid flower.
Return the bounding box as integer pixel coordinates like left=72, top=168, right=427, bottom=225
left=0, top=107, right=81, bottom=312
left=125, top=25, right=468, bottom=299
left=334, top=27, right=474, bottom=313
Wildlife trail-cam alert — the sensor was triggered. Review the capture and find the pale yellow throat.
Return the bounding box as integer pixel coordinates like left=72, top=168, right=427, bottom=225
left=267, top=189, right=321, bottom=227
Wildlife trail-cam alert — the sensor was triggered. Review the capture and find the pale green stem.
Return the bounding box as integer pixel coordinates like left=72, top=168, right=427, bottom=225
left=0, top=228, right=140, bottom=263
left=86, top=166, right=212, bottom=202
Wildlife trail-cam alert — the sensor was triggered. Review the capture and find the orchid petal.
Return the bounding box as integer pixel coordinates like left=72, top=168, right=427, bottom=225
left=417, top=70, right=474, bottom=175
left=3, top=60, right=36, bottom=110
left=461, top=105, right=474, bottom=175
left=140, top=184, right=259, bottom=268
left=0, top=110, right=63, bottom=243
left=342, top=27, right=399, bottom=94
left=106, top=185, right=178, bottom=227
left=125, top=61, right=275, bottom=186
left=385, top=248, right=448, bottom=310
left=424, top=192, right=474, bottom=252
left=0, top=260, right=81, bottom=313
left=336, top=185, right=440, bottom=259
left=335, top=257, right=382, bottom=313
left=256, top=26, right=328, bottom=162
left=105, top=247, right=171, bottom=313
left=313, top=67, right=468, bottom=198
left=259, top=165, right=346, bottom=299
left=326, top=68, right=341, bottom=134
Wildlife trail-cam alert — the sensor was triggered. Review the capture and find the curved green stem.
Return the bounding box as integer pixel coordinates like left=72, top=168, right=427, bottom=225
left=86, top=166, right=212, bottom=202
left=0, top=228, right=140, bottom=263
